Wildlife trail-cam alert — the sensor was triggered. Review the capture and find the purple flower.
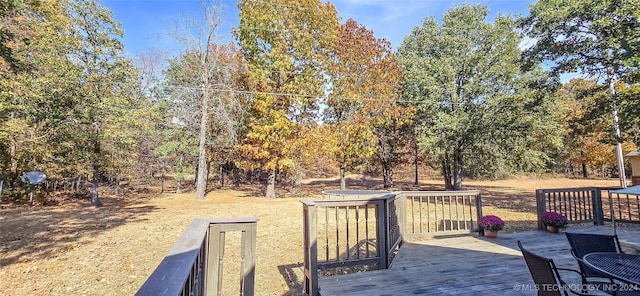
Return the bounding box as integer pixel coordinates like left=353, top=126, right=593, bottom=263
left=479, top=215, right=505, bottom=232
left=541, top=211, right=568, bottom=228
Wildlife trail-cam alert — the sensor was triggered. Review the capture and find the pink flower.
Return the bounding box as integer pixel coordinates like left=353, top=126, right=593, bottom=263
left=479, top=215, right=505, bottom=232
left=541, top=211, right=568, bottom=228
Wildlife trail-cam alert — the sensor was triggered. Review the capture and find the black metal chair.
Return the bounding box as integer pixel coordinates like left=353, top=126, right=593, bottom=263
left=518, top=241, right=589, bottom=296
left=565, top=232, right=623, bottom=290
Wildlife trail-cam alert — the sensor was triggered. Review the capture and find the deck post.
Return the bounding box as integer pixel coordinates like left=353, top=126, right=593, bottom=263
left=302, top=202, right=319, bottom=296
left=377, top=199, right=389, bottom=269
left=535, top=189, right=547, bottom=230
left=398, top=193, right=407, bottom=244
left=206, top=218, right=259, bottom=296
left=475, top=191, right=484, bottom=235
left=137, top=217, right=257, bottom=296
left=592, top=188, right=605, bottom=225
left=207, top=224, right=225, bottom=296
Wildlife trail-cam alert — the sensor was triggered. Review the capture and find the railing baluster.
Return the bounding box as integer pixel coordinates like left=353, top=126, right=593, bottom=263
left=355, top=205, right=360, bottom=259
left=345, top=206, right=350, bottom=260
left=569, top=192, right=574, bottom=221
left=636, top=195, right=640, bottom=222
left=440, top=195, right=445, bottom=232
left=426, top=196, right=430, bottom=233
left=462, top=196, right=467, bottom=230
left=448, top=195, right=453, bottom=231
left=410, top=197, right=415, bottom=234
left=239, top=230, right=247, bottom=295
left=325, top=207, right=329, bottom=262
left=419, top=196, right=424, bottom=233
left=365, top=204, right=370, bottom=258
left=335, top=206, right=339, bottom=262
left=617, top=194, right=623, bottom=222
left=626, top=194, right=632, bottom=221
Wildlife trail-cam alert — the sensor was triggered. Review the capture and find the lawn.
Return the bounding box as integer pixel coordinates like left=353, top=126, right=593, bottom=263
left=0, top=176, right=622, bottom=295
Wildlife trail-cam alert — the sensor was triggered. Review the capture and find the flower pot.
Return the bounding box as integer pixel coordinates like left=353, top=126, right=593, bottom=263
left=485, top=229, right=498, bottom=238
left=546, top=225, right=560, bottom=233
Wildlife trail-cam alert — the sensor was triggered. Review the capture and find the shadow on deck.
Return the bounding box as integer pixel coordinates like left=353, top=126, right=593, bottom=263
left=318, top=226, right=640, bottom=295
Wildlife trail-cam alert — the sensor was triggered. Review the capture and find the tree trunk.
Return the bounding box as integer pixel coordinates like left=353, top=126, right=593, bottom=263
left=340, top=165, right=346, bottom=190
left=294, top=171, right=302, bottom=196
left=9, top=136, right=17, bottom=177
left=442, top=153, right=453, bottom=190
left=234, top=168, right=241, bottom=187
left=220, top=165, right=224, bottom=188
left=582, top=163, right=588, bottom=178
left=195, top=106, right=209, bottom=199
left=160, top=161, right=165, bottom=194
left=382, top=166, right=393, bottom=189
left=414, top=147, right=419, bottom=186
left=453, top=143, right=463, bottom=190
left=206, top=159, right=212, bottom=188
left=116, top=175, right=121, bottom=196
left=265, top=170, right=276, bottom=198
left=377, top=132, right=394, bottom=189
left=91, top=139, right=103, bottom=207
left=8, top=112, right=18, bottom=177
left=76, top=176, right=82, bottom=192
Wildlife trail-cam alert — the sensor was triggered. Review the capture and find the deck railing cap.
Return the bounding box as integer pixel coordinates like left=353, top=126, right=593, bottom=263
left=207, top=217, right=259, bottom=224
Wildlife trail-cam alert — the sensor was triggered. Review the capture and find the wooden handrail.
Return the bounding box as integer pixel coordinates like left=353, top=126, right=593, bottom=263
left=136, top=217, right=258, bottom=296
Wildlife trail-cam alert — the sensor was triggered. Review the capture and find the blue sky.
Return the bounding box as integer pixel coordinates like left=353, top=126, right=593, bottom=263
left=99, top=0, right=534, bottom=57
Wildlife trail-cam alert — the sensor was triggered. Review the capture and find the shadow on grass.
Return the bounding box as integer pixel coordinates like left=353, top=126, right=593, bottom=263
left=278, top=263, right=305, bottom=296
left=0, top=194, right=159, bottom=267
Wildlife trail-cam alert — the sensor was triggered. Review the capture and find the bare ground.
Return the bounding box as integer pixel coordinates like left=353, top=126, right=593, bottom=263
left=0, top=176, right=622, bottom=295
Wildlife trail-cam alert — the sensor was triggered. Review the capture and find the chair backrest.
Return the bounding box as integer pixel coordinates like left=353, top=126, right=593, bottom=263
left=518, top=241, right=565, bottom=296
left=565, top=232, right=621, bottom=279
left=565, top=233, right=621, bottom=257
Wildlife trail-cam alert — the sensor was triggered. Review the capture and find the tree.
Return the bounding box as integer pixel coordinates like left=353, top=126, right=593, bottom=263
left=326, top=19, right=409, bottom=189
left=164, top=1, right=251, bottom=199
left=398, top=4, right=561, bottom=189
left=522, top=0, right=640, bottom=186
left=67, top=0, right=140, bottom=206
left=559, top=79, right=617, bottom=177
left=236, top=0, right=338, bottom=198
left=618, top=84, right=640, bottom=147
left=161, top=41, right=249, bottom=195
left=0, top=0, right=76, bottom=195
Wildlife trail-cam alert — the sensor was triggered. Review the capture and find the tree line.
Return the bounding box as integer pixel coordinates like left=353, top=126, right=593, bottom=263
left=1, top=0, right=638, bottom=203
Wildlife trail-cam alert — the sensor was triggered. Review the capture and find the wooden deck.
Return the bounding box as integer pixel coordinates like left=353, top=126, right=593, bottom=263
left=318, top=226, right=640, bottom=295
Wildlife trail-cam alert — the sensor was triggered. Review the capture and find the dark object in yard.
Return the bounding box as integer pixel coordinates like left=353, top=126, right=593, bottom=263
left=21, top=172, right=47, bottom=185
left=21, top=171, right=47, bottom=205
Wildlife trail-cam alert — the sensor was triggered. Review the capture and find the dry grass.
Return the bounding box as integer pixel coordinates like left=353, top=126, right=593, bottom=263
left=0, top=176, right=622, bottom=295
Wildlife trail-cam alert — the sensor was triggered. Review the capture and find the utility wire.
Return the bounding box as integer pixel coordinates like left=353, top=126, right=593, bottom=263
left=162, top=84, right=556, bottom=110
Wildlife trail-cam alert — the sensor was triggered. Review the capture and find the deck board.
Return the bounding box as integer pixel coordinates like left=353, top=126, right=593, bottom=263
left=318, top=226, right=640, bottom=295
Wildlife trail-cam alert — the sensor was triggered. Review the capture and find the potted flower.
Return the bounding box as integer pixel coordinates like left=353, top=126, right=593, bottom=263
left=479, top=215, right=505, bottom=238
left=541, top=211, right=568, bottom=233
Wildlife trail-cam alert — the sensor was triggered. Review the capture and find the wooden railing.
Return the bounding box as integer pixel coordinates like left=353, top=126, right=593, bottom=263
left=321, top=189, right=391, bottom=199
left=136, top=217, right=258, bottom=296
left=606, top=188, right=640, bottom=224
left=535, top=187, right=640, bottom=230
left=302, top=190, right=483, bottom=296
left=301, top=196, right=392, bottom=296
left=535, top=187, right=605, bottom=229
left=403, top=191, right=483, bottom=238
